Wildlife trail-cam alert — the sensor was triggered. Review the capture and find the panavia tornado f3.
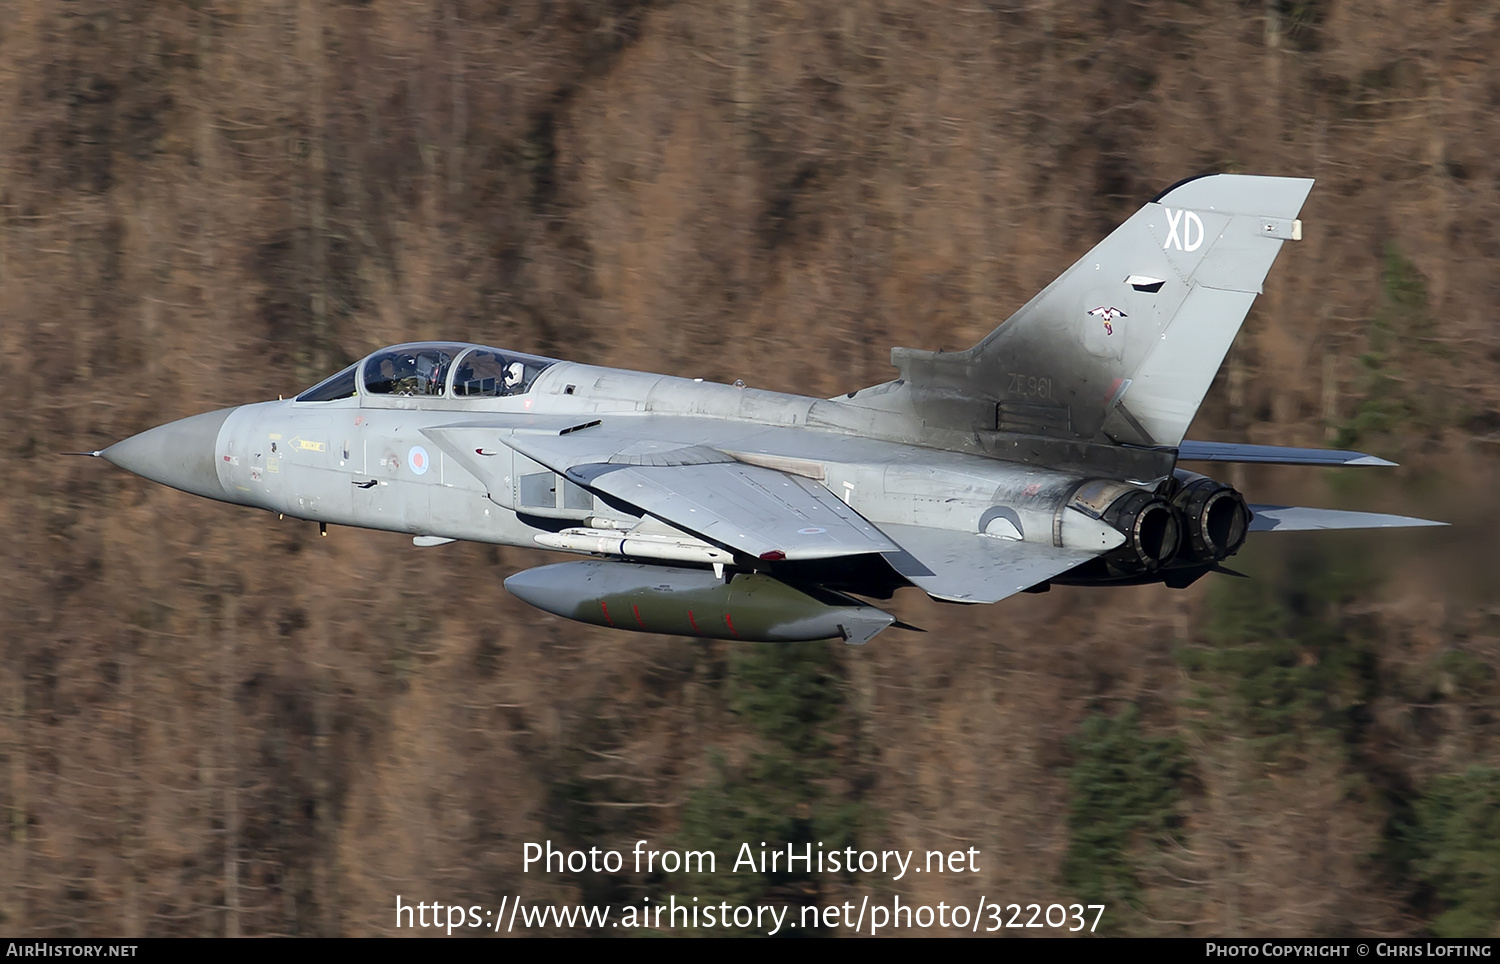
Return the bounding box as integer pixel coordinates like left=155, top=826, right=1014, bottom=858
left=93, top=174, right=1443, bottom=645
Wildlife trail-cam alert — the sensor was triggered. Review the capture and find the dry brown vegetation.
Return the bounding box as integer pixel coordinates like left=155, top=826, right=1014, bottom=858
left=2, top=0, right=1499, bottom=937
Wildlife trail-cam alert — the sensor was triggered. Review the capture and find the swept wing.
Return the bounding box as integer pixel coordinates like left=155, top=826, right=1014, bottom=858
left=424, top=415, right=1114, bottom=595
left=562, top=460, right=896, bottom=561
left=424, top=417, right=897, bottom=562
left=878, top=523, right=1097, bottom=604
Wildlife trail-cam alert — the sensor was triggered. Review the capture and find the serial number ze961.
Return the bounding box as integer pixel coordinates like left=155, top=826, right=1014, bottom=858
left=1005, top=373, right=1053, bottom=399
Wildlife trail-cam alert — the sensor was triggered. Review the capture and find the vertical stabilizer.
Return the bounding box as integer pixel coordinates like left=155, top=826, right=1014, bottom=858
left=890, top=174, right=1313, bottom=448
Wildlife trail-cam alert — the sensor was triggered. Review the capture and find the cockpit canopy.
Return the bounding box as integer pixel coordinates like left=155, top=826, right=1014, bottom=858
left=361, top=344, right=463, bottom=397
left=295, top=343, right=558, bottom=402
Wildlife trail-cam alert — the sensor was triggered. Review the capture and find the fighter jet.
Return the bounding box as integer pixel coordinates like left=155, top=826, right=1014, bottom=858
left=92, top=174, right=1443, bottom=645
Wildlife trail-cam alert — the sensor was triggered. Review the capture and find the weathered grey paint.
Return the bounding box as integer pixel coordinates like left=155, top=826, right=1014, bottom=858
left=97, top=175, right=1442, bottom=643
left=504, top=562, right=896, bottom=645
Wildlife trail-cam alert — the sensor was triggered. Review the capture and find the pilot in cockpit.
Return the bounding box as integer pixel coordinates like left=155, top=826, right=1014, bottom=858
left=375, top=355, right=408, bottom=393
left=503, top=361, right=526, bottom=394
left=449, top=347, right=554, bottom=398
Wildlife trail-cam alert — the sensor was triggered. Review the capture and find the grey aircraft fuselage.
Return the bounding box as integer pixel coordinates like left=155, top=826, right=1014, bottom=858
left=97, top=175, right=1444, bottom=643
left=126, top=355, right=1119, bottom=562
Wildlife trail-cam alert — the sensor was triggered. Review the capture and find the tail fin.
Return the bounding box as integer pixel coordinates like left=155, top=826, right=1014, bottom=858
left=891, top=174, right=1313, bottom=447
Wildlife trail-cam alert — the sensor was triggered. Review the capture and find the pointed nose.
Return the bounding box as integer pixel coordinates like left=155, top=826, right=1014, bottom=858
left=102, top=408, right=234, bottom=501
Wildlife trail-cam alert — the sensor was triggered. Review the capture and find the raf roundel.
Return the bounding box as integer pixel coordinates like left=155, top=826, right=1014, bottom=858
left=408, top=445, right=431, bottom=476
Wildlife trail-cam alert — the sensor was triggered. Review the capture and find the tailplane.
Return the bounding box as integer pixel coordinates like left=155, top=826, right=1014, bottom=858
left=889, top=174, right=1313, bottom=448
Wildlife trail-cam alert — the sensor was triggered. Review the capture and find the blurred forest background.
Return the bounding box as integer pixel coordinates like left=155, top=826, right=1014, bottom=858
left=2, top=0, right=1499, bottom=937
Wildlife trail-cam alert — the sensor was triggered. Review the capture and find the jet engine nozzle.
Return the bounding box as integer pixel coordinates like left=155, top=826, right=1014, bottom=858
left=1102, top=489, right=1182, bottom=571
left=1170, top=471, right=1250, bottom=562
left=1067, top=480, right=1183, bottom=573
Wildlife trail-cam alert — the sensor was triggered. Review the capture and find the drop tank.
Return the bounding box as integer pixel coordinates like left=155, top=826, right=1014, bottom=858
left=505, top=561, right=896, bottom=644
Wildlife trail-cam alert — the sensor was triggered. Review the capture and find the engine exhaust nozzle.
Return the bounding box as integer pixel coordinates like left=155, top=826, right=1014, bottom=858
left=1067, top=480, right=1184, bottom=573
left=1171, top=471, right=1250, bottom=562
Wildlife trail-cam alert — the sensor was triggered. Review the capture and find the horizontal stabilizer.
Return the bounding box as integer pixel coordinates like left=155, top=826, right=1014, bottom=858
left=1248, top=505, right=1446, bottom=532
left=1179, top=441, right=1397, bottom=467
left=877, top=523, right=1099, bottom=604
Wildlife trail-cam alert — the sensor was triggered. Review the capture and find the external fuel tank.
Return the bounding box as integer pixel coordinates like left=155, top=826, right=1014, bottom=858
left=504, top=561, right=896, bottom=644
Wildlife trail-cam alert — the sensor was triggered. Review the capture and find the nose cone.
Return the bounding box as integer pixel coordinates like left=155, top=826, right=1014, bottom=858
left=102, top=408, right=234, bottom=501
left=504, top=565, right=585, bottom=620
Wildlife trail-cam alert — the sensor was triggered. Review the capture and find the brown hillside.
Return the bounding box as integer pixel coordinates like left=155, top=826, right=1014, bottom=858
left=1, top=0, right=1497, bottom=936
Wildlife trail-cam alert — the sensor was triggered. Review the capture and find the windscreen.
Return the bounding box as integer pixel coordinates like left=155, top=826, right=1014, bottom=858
left=295, top=364, right=358, bottom=402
